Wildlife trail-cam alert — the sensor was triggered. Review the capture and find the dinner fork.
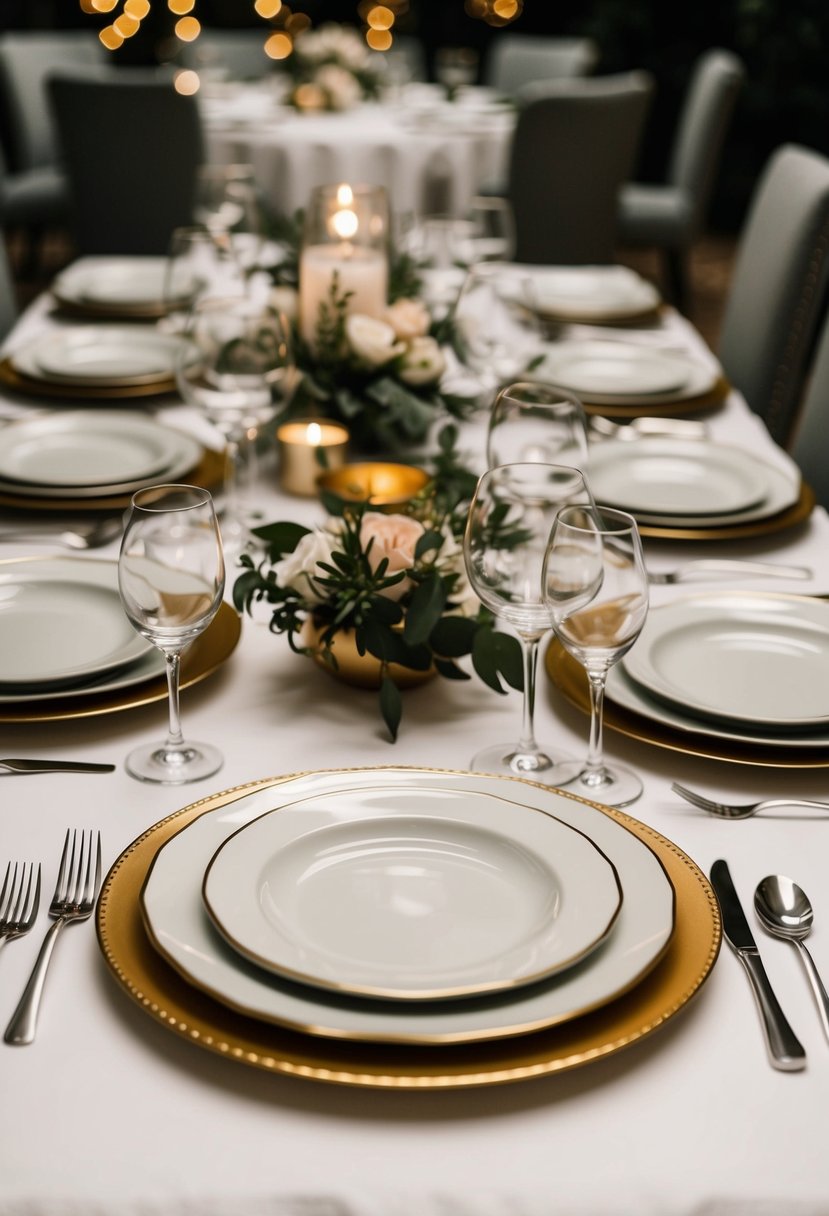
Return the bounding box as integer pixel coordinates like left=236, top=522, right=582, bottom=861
left=0, top=517, right=122, bottom=551
left=648, top=559, right=813, bottom=585
left=4, top=829, right=101, bottom=1045
left=671, top=782, right=829, bottom=819
left=0, top=861, right=41, bottom=944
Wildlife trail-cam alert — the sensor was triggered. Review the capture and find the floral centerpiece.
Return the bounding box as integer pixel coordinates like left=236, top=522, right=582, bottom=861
left=234, top=427, right=523, bottom=740
left=285, top=24, right=383, bottom=112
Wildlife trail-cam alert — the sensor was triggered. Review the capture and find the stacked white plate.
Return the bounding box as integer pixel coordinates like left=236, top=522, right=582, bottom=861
left=538, top=340, right=719, bottom=407
left=140, top=767, right=676, bottom=1044
left=613, top=591, right=829, bottom=751
left=520, top=265, right=661, bottom=324
left=52, top=256, right=199, bottom=319
left=9, top=326, right=191, bottom=392
left=0, top=411, right=203, bottom=501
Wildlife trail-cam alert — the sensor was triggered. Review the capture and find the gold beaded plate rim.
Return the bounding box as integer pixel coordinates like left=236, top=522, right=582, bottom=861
left=96, top=767, right=721, bottom=1090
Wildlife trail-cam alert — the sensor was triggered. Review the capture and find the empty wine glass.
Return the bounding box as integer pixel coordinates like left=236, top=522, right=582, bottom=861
left=194, top=163, right=265, bottom=274
left=162, top=225, right=243, bottom=333
left=454, top=264, right=544, bottom=396
left=466, top=197, right=516, bottom=264
left=175, top=294, right=296, bottom=551
left=542, top=505, right=649, bottom=806
left=487, top=380, right=589, bottom=470
left=118, top=485, right=225, bottom=785
left=463, top=462, right=594, bottom=781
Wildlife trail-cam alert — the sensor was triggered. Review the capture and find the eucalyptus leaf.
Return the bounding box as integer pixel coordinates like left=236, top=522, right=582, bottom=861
left=379, top=675, right=402, bottom=742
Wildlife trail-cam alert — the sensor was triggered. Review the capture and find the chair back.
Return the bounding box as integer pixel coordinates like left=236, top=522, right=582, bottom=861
left=508, top=71, right=654, bottom=265
left=0, top=32, right=101, bottom=171
left=48, top=71, right=205, bottom=257
left=719, top=143, right=829, bottom=446
left=791, top=309, right=829, bottom=507
left=485, top=35, right=597, bottom=96
left=0, top=230, right=17, bottom=343
left=666, top=48, right=745, bottom=241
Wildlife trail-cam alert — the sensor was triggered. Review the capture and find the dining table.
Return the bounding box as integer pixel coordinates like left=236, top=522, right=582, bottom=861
left=2, top=262, right=829, bottom=1216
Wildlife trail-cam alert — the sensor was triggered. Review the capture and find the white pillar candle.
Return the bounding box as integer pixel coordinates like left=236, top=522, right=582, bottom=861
left=298, top=243, right=388, bottom=345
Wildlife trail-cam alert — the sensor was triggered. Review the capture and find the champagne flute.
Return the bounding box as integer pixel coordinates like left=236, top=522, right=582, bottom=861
left=542, top=505, right=649, bottom=806
left=487, top=380, right=589, bottom=469
left=175, top=294, right=296, bottom=551
left=118, top=485, right=225, bottom=785
left=463, top=462, right=594, bottom=781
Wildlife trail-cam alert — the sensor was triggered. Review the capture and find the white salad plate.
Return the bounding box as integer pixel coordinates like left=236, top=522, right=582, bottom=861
left=522, top=265, right=661, bottom=321
left=202, top=787, right=623, bottom=1001
left=619, top=453, right=800, bottom=528
left=53, top=257, right=196, bottom=313
left=537, top=340, right=719, bottom=406
left=0, top=556, right=152, bottom=688
left=586, top=439, right=770, bottom=517
left=624, top=592, right=829, bottom=729
left=12, top=327, right=188, bottom=387
left=0, top=410, right=202, bottom=495
left=141, top=768, right=675, bottom=1045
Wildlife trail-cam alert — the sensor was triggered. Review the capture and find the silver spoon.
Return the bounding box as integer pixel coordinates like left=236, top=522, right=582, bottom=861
left=754, top=875, right=829, bottom=1042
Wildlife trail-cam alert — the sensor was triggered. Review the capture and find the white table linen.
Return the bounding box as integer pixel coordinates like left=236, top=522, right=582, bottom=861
left=2, top=291, right=829, bottom=1216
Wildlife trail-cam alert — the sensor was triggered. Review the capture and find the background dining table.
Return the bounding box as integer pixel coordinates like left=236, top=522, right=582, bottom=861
left=1, top=283, right=829, bottom=1216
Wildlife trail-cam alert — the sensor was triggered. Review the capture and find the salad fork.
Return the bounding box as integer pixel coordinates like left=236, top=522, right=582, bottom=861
left=4, top=829, right=101, bottom=1045
left=0, top=861, right=41, bottom=944
left=672, top=782, right=829, bottom=819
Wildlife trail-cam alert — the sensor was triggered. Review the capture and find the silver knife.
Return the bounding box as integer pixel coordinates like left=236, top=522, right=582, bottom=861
left=710, top=859, right=806, bottom=1071
left=0, top=758, right=116, bottom=774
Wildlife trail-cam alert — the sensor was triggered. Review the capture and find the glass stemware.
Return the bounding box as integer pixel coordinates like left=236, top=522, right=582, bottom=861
left=162, top=224, right=243, bottom=332
left=175, top=294, right=296, bottom=551
left=463, top=462, right=594, bottom=782
left=487, top=379, right=589, bottom=470
left=193, top=162, right=266, bottom=276
left=542, top=505, right=649, bottom=806
left=118, top=484, right=225, bottom=785
left=453, top=264, right=544, bottom=397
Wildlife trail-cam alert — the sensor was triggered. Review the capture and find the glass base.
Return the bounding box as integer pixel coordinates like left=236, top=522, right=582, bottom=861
left=125, top=740, right=224, bottom=785
left=556, top=760, right=643, bottom=808
left=470, top=741, right=582, bottom=786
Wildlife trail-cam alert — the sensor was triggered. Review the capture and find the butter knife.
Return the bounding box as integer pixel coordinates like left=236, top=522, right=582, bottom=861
left=710, top=859, right=806, bottom=1071
left=0, top=759, right=116, bottom=774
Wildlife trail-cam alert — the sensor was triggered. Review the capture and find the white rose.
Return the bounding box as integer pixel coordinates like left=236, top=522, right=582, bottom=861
left=316, top=63, right=362, bottom=110
left=272, top=527, right=339, bottom=604
left=383, top=297, right=431, bottom=341
left=437, top=528, right=480, bottom=617
left=346, top=314, right=405, bottom=367
left=295, top=30, right=326, bottom=64
left=398, top=335, right=446, bottom=386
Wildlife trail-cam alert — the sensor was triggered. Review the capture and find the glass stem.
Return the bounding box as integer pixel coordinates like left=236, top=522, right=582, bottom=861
left=223, top=434, right=240, bottom=519
left=517, top=635, right=540, bottom=756
left=583, top=668, right=608, bottom=785
left=164, top=650, right=185, bottom=753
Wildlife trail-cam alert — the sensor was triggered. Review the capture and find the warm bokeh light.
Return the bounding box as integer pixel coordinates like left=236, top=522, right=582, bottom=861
left=113, top=13, right=140, bottom=37
left=254, top=0, right=282, bottom=16
left=98, top=24, right=124, bottom=49
left=174, top=69, right=201, bottom=95
left=367, top=5, right=395, bottom=30
left=286, top=12, right=311, bottom=34
left=493, top=0, right=519, bottom=17
left=91, top=0, right=118, bottom=10
left=293, top=82, right=326, bottom=111
left=124, top=0, right=151, bottom=18
left=175, top=15, right=201, bottom=41
left=168, top=0, right=195, bottom=14
left=366, top=28, right=393, bottom=51
left=331, top=208, right=359, bottom=239
left=264, top=32, right=293, bottom=60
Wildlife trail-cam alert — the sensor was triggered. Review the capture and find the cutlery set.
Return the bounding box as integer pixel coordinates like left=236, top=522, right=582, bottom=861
left=1, top=829, right=102, bottom=1046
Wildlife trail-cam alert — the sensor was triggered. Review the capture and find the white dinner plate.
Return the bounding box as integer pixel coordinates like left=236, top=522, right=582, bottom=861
left=521, top=265, right=661, bottom=322
left=53, top=257, right=197, bottom=313
left=0, top=410, right=202, bottom=494
left=141, top=768, right=675, bottom=1045
left=202, top=788, right=622, bottom=1001
left=586, top=439, right=770, bottom=517
left=536, top=341, right=719, bottom=406
left=11, top=327, right=187, bottom=387
left=624, top=592, right=829, bottom=728
left=0, top=556, right=152, bottom=688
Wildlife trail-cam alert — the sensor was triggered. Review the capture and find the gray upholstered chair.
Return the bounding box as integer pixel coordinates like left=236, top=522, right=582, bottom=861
left=0, top=141, right=68, bottom=231
left=484, top=35, right=598, bottom=96
left=718, top=143, right=829, bottom=448
left=507, top=72, right=654, bottom=266
left=0, top=233, right=18, bottom=343
left=791, top=310, right=829, bottom=507
left=617, top=48, right=745, bottom=310
left=47, top=71, right=205, bottom=257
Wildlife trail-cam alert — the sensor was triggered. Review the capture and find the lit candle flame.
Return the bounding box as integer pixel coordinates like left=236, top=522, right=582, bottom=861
left=331, top=208, right=358, bottom=240
left=306, top=422, right=323, bottom=446
left=336, top=184, right=354, bottom=207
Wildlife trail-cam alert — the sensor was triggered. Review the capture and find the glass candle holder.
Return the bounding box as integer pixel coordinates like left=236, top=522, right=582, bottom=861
left=298, top=183, right=390, bottom=345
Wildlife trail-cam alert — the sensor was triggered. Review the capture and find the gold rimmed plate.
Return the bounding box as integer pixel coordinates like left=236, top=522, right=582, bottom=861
left=97, top=768, right=720, bottom=1089
left=637, top=481, right=814, bottom=541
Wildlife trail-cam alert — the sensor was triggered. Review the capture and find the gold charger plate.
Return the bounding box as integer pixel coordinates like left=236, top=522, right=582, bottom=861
left=581, top=374, right=730, bottom=419
left=96, top=769, right=720, bottom=1090
left=0, top=447, right=224, bottom=513
left=0, top=357, right=176, bottom=401
left=637, top=480, right=815, bottom=541
left=546, top=639, right=829, bottom=769
left=0, top=599, right=240, bottom=723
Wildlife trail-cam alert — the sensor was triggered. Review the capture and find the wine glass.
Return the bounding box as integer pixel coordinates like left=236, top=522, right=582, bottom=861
left=161, top=225, right=243, bottom=332
left=193, top=163, right=265, bottom=274
left=118, top=484, right=225, bottom=785
left=465, top=197, right=516, bottom=264
left=487, top=380, right=589, bottom=470
left=542, top=505, right=649, bottom=806
left=453, top=264, right=544, bottom=396
left=175, top=294, right=296, bottom=551
left=463, top=462, right=594, bottom=781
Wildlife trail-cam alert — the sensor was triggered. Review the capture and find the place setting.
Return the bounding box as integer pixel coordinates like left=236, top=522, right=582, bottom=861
left=50, top=255, right=200, bottom=321
left=508, top=263, right=663, bottom=326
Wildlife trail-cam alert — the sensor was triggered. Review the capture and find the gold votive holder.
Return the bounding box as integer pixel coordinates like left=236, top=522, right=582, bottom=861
left=317, top=461, right=432, bottom=511
left=276, top=419, right=349, bottom=496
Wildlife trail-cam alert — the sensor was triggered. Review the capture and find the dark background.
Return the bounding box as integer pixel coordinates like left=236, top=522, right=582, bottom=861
left=2, top=0, right=827, bottom=232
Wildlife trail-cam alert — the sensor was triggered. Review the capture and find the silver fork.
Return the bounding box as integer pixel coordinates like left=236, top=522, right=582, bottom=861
left=0, top=862, right=41, bottom=944
left=4, top=829, right=101, bottom=1045
left=0, top=517, right=123, bottom=551
left=648, top=559, right=813, bottom=585
left=672, top=782, right=829, bottom=819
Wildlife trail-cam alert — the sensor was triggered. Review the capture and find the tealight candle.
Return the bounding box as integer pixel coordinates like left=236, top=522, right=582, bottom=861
left=317, top=461, right=431, bottom=511
left=276, top=420, right=350, bottom=497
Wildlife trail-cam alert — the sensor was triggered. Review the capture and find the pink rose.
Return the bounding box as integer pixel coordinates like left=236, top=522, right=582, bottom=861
left=383, top=297, right=431, bottom=341
left=360, top=511, right=425, bottom=600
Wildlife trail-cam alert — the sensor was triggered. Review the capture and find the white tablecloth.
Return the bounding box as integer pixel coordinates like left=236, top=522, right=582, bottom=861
left=202, top=84, right=513, bottom=218
left=2, top=294, right=829, bottom=1216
